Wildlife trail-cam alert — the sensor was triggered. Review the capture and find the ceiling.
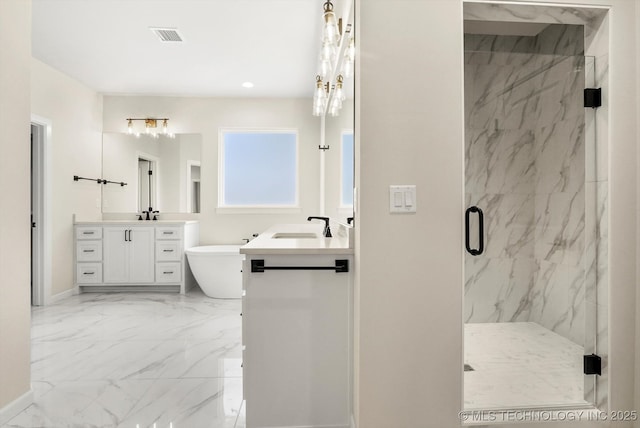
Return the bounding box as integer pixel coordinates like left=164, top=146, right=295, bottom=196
left=32, top=0, right=323, bottom=98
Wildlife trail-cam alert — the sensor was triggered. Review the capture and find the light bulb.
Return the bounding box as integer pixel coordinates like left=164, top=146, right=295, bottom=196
left=322, top=0, right=339, bottom=44
left=329, top=98, right=340, bottom=116
left=320, top=58, right=332, bottom=80
left=323, top=13, right=338, bottom=43
left=315, top=77, right=326, bottom=102
left=342, top=60, right=353, bottom=78
left=321, top=40, right=335, bottom=62
left=127, top=119, right=134, bottom=134
left=162, top=119, right=168, bottom=135
left=347, top=37, right=355, bottom=62
left=334, top=75, right=345, bottom=101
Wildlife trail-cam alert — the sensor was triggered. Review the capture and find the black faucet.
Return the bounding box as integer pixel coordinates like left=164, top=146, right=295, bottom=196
left=142, top=207, right=154, bottom=221
left=307, top=216, right=332, bottom=237
left=152, top=210, right=159, bottom=221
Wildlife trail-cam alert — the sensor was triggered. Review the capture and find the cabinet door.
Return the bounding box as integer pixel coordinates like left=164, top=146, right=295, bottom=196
left=244, top=255, right=351, bottom=428
left=129, top=227, right=155, bottom=283
left=103, top=228, right=129, bottom=283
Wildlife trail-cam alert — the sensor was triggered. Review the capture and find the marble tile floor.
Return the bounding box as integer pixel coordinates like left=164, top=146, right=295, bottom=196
left=465, top=322, right=589, bottom=410
left=2, top=291, right=245, bottom=428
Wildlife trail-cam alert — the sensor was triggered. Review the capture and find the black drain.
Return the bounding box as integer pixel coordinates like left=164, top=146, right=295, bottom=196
left=464, top=364, right=474, bottom=372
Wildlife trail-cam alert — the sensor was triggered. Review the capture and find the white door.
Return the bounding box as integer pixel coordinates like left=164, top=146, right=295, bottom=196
left=129, top=227, right=155, bottom=283
left=103, top=227, right=129, bottom=283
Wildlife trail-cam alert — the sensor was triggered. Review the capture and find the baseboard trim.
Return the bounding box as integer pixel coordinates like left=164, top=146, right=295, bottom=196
left=49, top=288, right=74, bottom=304
left=0, top=389, right=33, bottom=425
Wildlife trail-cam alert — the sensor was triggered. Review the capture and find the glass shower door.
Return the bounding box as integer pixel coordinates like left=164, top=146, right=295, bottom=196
left=463, top=36, right=603, bottom=411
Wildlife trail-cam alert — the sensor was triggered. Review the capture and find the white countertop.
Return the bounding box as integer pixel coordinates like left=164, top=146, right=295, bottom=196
left=75, top=220, right=199, bottom=225
left=240, top=223, right=353, bottom=255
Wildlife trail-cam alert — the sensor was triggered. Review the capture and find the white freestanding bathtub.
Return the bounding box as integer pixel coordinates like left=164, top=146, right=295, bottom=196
left=185, top=245, right=245, bottom=298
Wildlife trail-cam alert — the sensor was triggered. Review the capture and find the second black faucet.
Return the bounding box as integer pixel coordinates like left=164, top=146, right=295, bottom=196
left=307, top=216, right=332, bottom=238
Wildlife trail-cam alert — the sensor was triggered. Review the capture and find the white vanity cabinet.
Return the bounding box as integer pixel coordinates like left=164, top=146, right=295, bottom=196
left=103, top=226, right=155, bottom=283
left=242, top=251, right=354, bottom=428
left=74, top=221, right=199, bottom=293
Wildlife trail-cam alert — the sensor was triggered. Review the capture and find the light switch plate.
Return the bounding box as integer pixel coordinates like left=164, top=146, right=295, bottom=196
left=389, top=185, right=417, bottom=213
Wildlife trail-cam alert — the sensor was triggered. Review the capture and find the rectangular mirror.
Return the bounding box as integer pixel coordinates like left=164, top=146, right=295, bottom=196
left=102, top=133, right=202, bottom=213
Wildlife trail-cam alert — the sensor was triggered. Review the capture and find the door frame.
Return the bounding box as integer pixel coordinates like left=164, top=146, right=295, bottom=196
left=30, top=115, right=52, bottom=306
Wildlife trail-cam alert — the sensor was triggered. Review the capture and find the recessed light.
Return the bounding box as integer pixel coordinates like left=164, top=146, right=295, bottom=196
left=242, top=82, right=254, bottom=88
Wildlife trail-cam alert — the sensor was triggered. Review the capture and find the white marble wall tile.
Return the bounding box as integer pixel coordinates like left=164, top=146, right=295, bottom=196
left=528, top=261, right=585, bottom=345
left=464, top=34, right=537, bottom=56
left=465, top=257, right=533, bottom=323
left=535, top=24, right=584, bottom=56
left=534, top=119, right=585, bottom=194
left=466, top=64, right=505, bottom=129
left=464, top=3, right=606, bottom=28
left=533, top=190, right=584, bottom=267
left=465, top=129, right=535, bottom=195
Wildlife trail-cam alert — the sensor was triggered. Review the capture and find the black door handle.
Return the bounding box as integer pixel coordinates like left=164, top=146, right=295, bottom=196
left=124, top=230, right=128, bottom=242
left=465, top=206, right=484, bottom=256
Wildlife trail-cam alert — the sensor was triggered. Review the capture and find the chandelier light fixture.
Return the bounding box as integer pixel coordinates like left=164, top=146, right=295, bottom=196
left=312, top=0, right=354, bottom=117
left=126, top=118, right=175, bottom=138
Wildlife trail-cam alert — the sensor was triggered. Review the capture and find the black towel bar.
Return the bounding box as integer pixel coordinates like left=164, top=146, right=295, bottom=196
left=251, top=259, right=349, bottom=273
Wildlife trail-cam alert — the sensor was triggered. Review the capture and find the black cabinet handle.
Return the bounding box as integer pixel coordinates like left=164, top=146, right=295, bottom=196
left=124, top=230, right=128, bottom=242
left=163, top=249, right=174, bottom=252
left=465, top=206, right=484, bottom=256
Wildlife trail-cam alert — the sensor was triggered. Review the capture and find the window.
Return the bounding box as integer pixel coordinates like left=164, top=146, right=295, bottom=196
left=219, top=130, right=298, bottom=209
left=341, top=131, right=354, bottom=207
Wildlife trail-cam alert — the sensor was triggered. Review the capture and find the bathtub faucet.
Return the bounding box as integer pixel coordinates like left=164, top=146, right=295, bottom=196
left=307, top=216, right=332, bottom=238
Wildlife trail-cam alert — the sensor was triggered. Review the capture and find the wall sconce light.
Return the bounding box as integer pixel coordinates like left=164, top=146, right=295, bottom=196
left=126, top=118, right=175, bottom=138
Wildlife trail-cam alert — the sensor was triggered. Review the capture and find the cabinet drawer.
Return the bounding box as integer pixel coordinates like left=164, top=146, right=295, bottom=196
left=156, top=241, right=182, bottom=261
left=156, top=263, right=181, bottom=283
left=76, top=241, right=102, bottom=262
left=77, top=263, right=102, bottom=284
left=76, top=227, right=102, bottom=240
left=156, top=227, right=182, bottom=240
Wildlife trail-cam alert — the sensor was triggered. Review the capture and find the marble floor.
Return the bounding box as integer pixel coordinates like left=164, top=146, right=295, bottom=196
left=2, top=291, right=245, bottom=428
left=465, top=322, right=588, bottom=410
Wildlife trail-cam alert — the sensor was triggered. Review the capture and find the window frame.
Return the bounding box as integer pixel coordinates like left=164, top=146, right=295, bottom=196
left=217, top=128, right=301, bottom=214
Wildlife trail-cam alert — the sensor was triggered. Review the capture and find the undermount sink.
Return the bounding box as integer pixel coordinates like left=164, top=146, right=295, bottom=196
left=271, top=232, right=319, bottom=239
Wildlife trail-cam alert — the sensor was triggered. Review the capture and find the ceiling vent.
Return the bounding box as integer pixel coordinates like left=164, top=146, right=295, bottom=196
left=150, top=27, right=183, bottom=42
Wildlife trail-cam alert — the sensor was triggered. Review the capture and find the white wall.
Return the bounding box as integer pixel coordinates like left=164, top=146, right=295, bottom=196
left=31, top=59, right=103, bottom=296
left=356, top=1, right=464, bottom=426
left=0, top=0, right=31, bottom=412
left=102, top=96, right=347, bottom=243
left=355, top=1, right=637, bottom=427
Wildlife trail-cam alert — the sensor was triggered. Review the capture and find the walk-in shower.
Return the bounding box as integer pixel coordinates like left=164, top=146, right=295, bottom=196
left=463, top=7, right=608, bottom=412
